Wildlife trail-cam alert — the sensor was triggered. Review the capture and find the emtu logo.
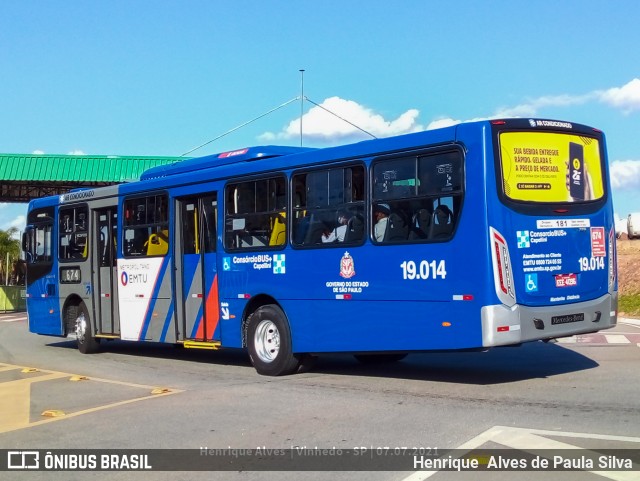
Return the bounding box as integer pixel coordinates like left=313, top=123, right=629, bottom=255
left=120, top=271, right=147, bottom=285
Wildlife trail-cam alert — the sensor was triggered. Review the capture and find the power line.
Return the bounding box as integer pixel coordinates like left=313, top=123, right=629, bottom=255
left=304, top=96, right=377, bottom=140
left=181, top=71, right=378, bottom=156
left=180, top=97, right=299, bottom=157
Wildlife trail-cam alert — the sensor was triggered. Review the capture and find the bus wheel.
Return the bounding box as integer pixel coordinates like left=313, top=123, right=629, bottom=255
left=247, top=304, right=300, bottom=376
left=354, top=353, right=408, bottom=364
left=73, top=303, right=100, bottom=354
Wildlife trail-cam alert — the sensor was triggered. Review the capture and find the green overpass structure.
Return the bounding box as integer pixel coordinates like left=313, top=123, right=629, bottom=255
left=0, top=153, right=184, bottom=202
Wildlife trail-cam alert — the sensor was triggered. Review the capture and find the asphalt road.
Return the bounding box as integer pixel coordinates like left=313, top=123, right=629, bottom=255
left=0, top=312, right=639, bottom=481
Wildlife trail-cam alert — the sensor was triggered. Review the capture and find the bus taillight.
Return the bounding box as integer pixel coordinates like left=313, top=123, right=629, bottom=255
left=494, top=241, right=507, bottom=295
left=490, top=227, right=516, bottom=307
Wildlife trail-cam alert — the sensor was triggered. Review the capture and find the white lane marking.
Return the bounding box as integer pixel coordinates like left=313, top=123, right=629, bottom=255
left=604, top=334, right=631, bottom=344
left=0, top=315, right=27, bottom=322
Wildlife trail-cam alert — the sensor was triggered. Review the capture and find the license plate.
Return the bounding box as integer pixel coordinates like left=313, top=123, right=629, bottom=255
left=555, top=273, right=577, bottom=288
left=551, top=313, right=585, bottom=325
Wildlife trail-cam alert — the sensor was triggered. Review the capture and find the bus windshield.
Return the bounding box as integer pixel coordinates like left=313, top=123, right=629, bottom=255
left=499, top=131, right=604, bottom=203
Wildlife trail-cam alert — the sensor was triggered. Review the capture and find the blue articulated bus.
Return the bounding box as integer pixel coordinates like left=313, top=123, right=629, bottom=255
left=22, top=118, right=618, bottom=375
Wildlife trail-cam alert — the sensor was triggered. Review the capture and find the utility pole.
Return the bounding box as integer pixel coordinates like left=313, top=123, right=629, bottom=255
left=299, top=69, right=305, bottom=147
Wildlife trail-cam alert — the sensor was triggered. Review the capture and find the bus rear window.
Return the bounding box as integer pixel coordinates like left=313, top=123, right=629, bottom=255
left=499, top=131, right=604, bottom=203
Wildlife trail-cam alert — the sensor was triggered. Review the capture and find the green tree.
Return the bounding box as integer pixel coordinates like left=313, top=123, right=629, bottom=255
left=0, top=227, right=21, bottom=284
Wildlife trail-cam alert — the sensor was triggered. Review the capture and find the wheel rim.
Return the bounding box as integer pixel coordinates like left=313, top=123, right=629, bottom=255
left=75, top=311, right=87, bottom=344
left=254, top=319, right=280, bottom=363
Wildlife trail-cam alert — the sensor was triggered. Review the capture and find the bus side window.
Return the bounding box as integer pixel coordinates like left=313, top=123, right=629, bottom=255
left=24, top=218, right=53, bottom=265
left=372, top=150, right=463, bottom=244
left=292, top=165, right=365, bottom=247
left=123, top=194, right=169, bottom=257
left=224, top=177, right=287, bottom=251
left=59, top=205, right=88, bottom=260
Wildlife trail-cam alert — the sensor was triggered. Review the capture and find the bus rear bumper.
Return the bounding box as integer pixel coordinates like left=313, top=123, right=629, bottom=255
left=481, top=292, right=618, bottom=347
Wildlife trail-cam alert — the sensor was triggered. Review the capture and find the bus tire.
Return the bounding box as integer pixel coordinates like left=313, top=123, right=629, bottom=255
left=73, top=303, right=100, bottom=354
left=354, top=353, right=408, bottom=364
left=247, top=304, right=300, bottom=376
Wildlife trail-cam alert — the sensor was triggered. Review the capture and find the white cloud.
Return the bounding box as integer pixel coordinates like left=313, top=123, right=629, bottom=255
left=8, top=216, right=26, bottom=237
left=0, top=214, right=25, bottom=235
left=258, top=78, right=640, bottom=146
left=32, top=149, right=88, bottom=155
left=260, top=96, right=423, bottom=144
left=420, top=79, right=640, bottom=132
left=420, top=90, right=598, bottom=126
left=610, top=159, right=640, bottom=190
left=425, top=117, right=462, bottom=130
left=477, top=79, right=640, bottom=120
left=491, top=104, right=537, bottom=118
left=490, top=92, right=598, bottom=119
left=0, top=202, right=26, bottom=234
left=597, top=78, right=640, bottom=113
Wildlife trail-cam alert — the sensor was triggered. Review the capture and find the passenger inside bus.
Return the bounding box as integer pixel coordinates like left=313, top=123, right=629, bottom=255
left=322, top=211, right=350, bottom=243
left=409, top=208, right=432, bottom=240
left=384, top=211, right=409, bottom=242
left=373, top=203, right=390, bottom=242
left=430, top=204, right=454, bottom=239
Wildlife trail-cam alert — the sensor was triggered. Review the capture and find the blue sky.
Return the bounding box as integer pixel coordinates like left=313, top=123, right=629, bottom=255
left=1, top=1, right=640, bottom=232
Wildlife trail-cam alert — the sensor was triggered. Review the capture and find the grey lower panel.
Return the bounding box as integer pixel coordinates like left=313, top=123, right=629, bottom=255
left=481, top=292, right=618, bottom=347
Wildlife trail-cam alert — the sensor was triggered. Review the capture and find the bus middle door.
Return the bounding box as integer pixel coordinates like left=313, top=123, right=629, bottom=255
left=176, top=195, right=220, bottom=345
left=92, top=207, right=119, bottom=335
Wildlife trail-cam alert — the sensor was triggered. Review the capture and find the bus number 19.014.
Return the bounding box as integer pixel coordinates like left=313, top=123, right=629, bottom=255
left=400, top=260, right=447, bottom=280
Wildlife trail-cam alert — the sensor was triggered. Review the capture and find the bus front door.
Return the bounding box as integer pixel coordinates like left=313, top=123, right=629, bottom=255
left=93, top=207, right=119, bottom=335
left=176, top=195, right=220, bottom=344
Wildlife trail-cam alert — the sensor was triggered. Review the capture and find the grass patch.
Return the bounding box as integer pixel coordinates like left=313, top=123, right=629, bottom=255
left=619, top=294, right=640, bottom=318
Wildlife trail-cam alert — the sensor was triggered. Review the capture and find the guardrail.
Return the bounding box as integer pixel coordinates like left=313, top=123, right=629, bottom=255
left=0, top=286, right=26, bottom=312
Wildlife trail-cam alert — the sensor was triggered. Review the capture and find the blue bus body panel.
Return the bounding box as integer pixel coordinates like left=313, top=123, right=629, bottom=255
left=24, top=197, right=63, bottom=336
left=218, top=123, right=492, bottom=352
left=469, top=121, right=615, bottom=309
left=219, top=243, right=487, bottom=352
left=27, top=281, right=63, bottom=336
left=140, top=146, right=315, bottom=180
left=504, top=213, right=612, bottom=306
